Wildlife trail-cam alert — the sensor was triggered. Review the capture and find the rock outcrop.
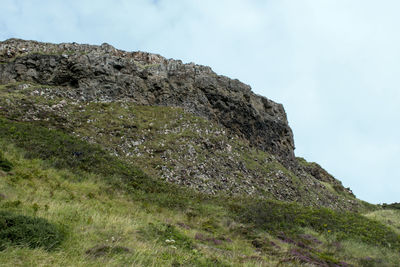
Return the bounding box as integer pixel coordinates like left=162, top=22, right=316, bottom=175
left=0, top=39, right=358, bottom=210
left=0, top=39, right=294, bottom=166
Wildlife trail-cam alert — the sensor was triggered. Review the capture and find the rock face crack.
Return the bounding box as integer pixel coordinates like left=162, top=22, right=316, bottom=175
left=0, top=38, right=295, bottom=166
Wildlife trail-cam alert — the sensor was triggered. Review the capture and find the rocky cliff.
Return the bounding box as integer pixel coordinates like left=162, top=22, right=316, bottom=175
left=0, top=39, right=357, bottom=209
left=0, top=39, right=294, bottom=165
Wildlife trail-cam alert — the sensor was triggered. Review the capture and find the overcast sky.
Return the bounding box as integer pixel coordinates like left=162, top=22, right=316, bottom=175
left=1, top=0, right=399, bottom=204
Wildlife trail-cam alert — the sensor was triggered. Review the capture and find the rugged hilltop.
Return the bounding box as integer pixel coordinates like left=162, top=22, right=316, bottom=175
left=0, top=38, right=294, bottom=163
left=0, top=39, right=354, bottom=209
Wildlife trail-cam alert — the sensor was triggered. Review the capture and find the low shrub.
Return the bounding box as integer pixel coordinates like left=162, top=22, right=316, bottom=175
left=382, top=202, right=400, bottom=210
left=0, top=151, right=12, bottom=172
left=0, top=211, right=65, bottom=251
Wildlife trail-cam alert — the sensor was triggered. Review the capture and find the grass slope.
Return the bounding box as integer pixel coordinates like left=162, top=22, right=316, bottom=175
left=0, top=119, right=400, bottom=266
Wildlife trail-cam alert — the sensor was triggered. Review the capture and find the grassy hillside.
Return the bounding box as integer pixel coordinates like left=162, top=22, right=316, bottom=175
left=0, top=81, right=360, bottom=210
left=1, top=119, right=400, bottom=266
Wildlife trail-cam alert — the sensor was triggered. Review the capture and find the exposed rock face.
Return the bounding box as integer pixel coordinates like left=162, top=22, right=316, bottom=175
left=0, top=39, right=295, bottom=166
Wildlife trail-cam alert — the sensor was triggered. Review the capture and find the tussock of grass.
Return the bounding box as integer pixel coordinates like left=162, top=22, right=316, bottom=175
left=0, top=150, right=13, bottom=172
left=0, top=211, right=65, bottom=251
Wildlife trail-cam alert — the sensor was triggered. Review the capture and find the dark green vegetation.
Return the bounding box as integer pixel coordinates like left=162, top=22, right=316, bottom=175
left=0, top=211, right=65, bottom=251
left=0, top=150, right=13, bottom=172
left=0, top=117, right=153, bottom=192
left=1, top=116, right=399, bottom=265
left=233, top=199, right=400, bottom=249
left=382, top=203, right=400, bottom=210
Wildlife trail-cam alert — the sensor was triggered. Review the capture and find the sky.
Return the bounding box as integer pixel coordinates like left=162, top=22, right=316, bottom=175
left=1, top=0, right=399, bottom=204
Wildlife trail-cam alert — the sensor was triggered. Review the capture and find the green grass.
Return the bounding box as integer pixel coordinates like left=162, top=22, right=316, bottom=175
left=365, top=209, right=400, bottom=235
left=231, top=198, right=400, bottom=250
left=0, top=117, right=399, bottom=265
left=0, top=117, right=137, bottom=175
left=138, top=223, right=194, bottom=250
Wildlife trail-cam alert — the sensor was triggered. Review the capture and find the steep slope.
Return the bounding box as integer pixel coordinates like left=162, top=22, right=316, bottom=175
left=0, top=39, right=357, bottom=210
left=0, top=115, right=399, bottom=266
left=1, top=39, right=400, bottom=266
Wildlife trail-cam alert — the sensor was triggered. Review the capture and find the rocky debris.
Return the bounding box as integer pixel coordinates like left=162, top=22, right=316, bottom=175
left=0, top=38, right=294, bottom=167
